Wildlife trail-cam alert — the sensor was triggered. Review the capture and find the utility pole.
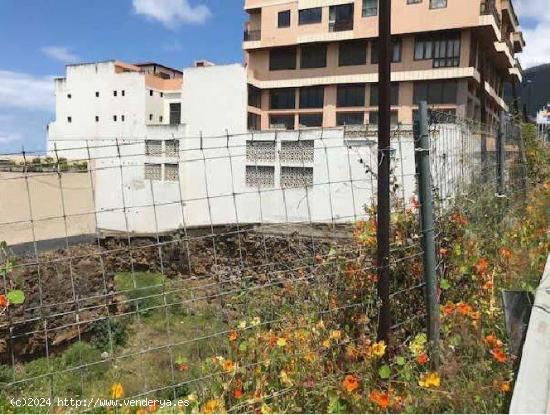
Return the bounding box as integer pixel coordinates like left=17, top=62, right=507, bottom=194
left=376, top=0, right=392, bottom=344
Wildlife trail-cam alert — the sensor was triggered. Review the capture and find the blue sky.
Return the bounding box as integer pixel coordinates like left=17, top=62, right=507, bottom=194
left=0, top=0, right=546, bottom=153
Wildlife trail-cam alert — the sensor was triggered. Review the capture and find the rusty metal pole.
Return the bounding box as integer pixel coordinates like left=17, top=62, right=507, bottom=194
left=376, top=0, right=392, bottom=344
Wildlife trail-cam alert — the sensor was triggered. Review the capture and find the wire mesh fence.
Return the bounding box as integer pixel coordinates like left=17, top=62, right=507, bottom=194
left=0, top=112, right=529, bottom=413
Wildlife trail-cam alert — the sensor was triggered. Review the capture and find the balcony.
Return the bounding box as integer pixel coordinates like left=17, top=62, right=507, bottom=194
left=480, top=0, right=501, bottom=30
left=244, top=29, right=261, bottom=41
left=511, top=31, right=525, bottom=53
left=329, top=20, right=354, bottom=32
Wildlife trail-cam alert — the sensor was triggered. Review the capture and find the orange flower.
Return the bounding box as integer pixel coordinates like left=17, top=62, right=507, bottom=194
left=498, top=381, right=511, bottom=393
left=177, top=363, right=189, bottom=372
left=0, top=294, right=7, bottom=308
left=442, top=302, right=455, bottom=316
left=474, top=258, right=489, bottom=275
left=456, top=302, right=473, bottom=316
left=416, top=353, right=429, bottom=365
left=369, top=390, right=390, bottom=409
left=491, top=348, right=508, bottom=363
left=451, top=212, right=467, bottom=226
left=468, top=310, right=481, bottom=321
left=499, top=247, right=512, bottom=260
left=484, top=334, right=497, bottom=346
left=233, top=388, right=244, bottom=399
left=228, top=330, right=239, bottom=342
left=342, top=374, right=360, bottom=393
left=439, top=247, right=449, bottom=257
left=223, top=359, right=236, bottom=373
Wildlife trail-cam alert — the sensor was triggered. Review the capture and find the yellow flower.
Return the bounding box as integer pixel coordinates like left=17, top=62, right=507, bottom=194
left=223, top=359, right=236, bottom=373
left=202, top=399, right=223, bottom=414
left=276, top=337, right=287, bottom=347
left=228, top=330, right=239, bottom=342
left=261, top=403, right=272, bottom=414
left=330, top=330, right=342, bottom=340
left=238, top=320, right=247, bottom=329
left=409, top=333, right=427, bottom=357
left=279, top=370, right=294, bottom=386
left=305, top=351, right=317, bottom=362
left=322, top=339, right=331, bottom=349
left=419, top=372, right=441, bottom=389
left=371, top=341, right=386, bottom=358
left=251, top=317, right=261, bottom=326
left=110, top=383, right=124, bottom=399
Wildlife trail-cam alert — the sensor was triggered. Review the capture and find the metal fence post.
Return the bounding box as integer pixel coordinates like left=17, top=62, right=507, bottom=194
left=416, top=101, right=440, bottom=368
left=496, top=112, right=506, bottom=196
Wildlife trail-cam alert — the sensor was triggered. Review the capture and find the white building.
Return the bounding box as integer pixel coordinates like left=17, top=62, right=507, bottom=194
left=536, top=104, right=550, bottom=142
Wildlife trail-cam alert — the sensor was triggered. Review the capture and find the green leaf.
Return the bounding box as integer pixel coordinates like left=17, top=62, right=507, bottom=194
left=238, top=341, right=248, bottom=352
left=327, top=397, right=348, bottom=414
left=175, top=356, right=187, bottom=365
left=440, top=279, right=451, bottom=290
left=6, top=290, right=25, bottom=305
left=396, top=356, right=406, bottom=366
left=378, top=364, right=391, bottom=379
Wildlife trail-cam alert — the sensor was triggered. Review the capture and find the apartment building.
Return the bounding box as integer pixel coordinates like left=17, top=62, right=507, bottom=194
left=244, top=0, right=525, bottom=130
left=47, top=60, right=184, bottom=158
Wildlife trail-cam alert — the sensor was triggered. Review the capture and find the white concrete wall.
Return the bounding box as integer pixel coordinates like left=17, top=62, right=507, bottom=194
left=180, top=64, right=248, bottom=137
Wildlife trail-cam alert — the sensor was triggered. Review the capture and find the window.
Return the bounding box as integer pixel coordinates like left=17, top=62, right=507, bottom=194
left=300, top=44, right=327, bottom=69
left=121, top=115, right=125, bottom=122
left=299, top=113, right=323, bottom=128
left=164, top=164, right=179, bottom=182
left=369, top=83, right=400, bottom=106
left=247, top=141, right=276, bottom=161
left=113, top=115, right=117, bottom=122
left=165, top=140, right=179, bottom=157
left=430, top=0, right=447, bottom=9
left=67, top=94, right=72, bottom=99
left=247, top=113, right=261, bottom=131
left=299, top=86, right=324, bottom=109
left=122, top=90, right=125, bottom=97
left=299, top=7, right=322, bottom=24
left=270, top=88, right=296, bottom=109
left=278, top=10, right=291, bottom=28
left=413, top=80, right=458, bottom=104
left=280, top=140, right=315, bottom=162
left=329, top=4, right=354, bottom=32
left=407, top=0, right=422, bottom=3
left=246, top=166, right=275, bottom=188
left=337, top=84, right=365, bottom=107
left=170, top=103, right=181, bottom=125
left=248, top=85, right=262, bottom=108
left=145, top=140, right=162, bottom=156
left=67, top=116, right=72, bottom=123
left=269, top=114, right=295, bottom=130
left=160, top=92, right=164, bottom=98
left=149, top=114, right=153, bottom=121
left=113, top=90, right=117, bottom=97
left=415, top=36, right=433, bottom=60
left=413, top=108, right=456, bottom=123
left=336, top=112, right=364, bottom=125
left=433, top=33, right=461, bottom=67
left=269, top=47, right=297, bottom=70
left=95, top=92, right=99, bottom=98
left=149, top=90, right=153, bottom=96
left=95, top=116, right=99, bottom=122
left=368, top=110, right=399, bottom=125
left=371, top=39, right=402, bottom=64
left=144, top=164, right=162, bottom=180
left=159, top=115, right=163, bottom=123
left=362, top=0, right=378, bottom=17
left=281, top=166, right=313, bottom=188
left=339, top=40, right=367, bottom=66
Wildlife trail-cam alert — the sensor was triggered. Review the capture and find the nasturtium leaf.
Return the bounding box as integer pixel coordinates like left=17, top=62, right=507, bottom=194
left=440, top=279, right=451, bottom=290
left=238, top=341, right=248, bottom=352
left=327, top=397, right=348, bottom=414
left=396, top=356, right=406, bottom=366
left=6, top=290, right=25, bottom=305
left=378, top=364, right=391, bottom=379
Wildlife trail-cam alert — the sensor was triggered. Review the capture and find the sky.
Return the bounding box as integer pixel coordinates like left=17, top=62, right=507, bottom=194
left=0, top=0, right=547, bottom=153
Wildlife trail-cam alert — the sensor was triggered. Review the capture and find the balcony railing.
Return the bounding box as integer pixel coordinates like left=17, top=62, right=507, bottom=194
left=329, top=20, right=354, bottom=32
left=480, top=0, right=501, bottom=29
left=244, top=30, right=261, bottom=41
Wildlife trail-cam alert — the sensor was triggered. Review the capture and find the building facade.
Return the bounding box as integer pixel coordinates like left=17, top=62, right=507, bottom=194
left=244, top=0, right=524, bottom=130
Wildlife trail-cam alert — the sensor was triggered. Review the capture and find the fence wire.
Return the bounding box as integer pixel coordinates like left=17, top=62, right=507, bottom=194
left=0, top=116, right=528, bottom=413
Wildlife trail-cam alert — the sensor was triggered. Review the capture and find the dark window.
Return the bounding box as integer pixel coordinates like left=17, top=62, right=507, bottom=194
left=407, top=0, right=422, bottom=3
left=122, top=90, right=125, bottom=96
left=248, top=112, right=261, bottom=130
left=336, top=112, right=364, bottom=126
left=269, top=47, right=297, bottom=70
left=413, top=108, right=456, bottom=123
left=369, top=83, right=400, bottom=106
left=95, top=116, right=99, bottom=122
left=67, top=94, right=72, bottom=99
left=95, top=91, right=99, bottom=98
left=362, top=0, right=378, bottom=17
left=414, top=36, right=433, bottom=60
left=170, top=103, right=181, bottom=125
left=299, top=113, right=323, bottom=127
left=299, top=8, right=322, bottom=25
left=371, top=39, right=401, bottom=64
left=329, top=4, right=354, bottom=32
left=113, top=115, right=117, bottom=122
left=121, top=115, right=125, bottom=122
left=299, top=86, right=324, bottom=109
left=270, top=88, right=296, bottom=109
left=339, top=40, right=368, bottom=66
left=248, top=85, right=262, bottom=108
left=368, top=110, right=398, bottom=125
left=149, top=114, right=153, bottom=121
left=430, top=0, right=447, bottom=9
left=149, top=90, right=153, bottom=96
left=337, top=84, right=365, bottom=107
left=269, top=114, right=294, bottom=130
left=113, top=90, right=117, bottom=97
left=433, top=34, right=461, bottom=67
left=67, top=116, right=72, bottom=123
left=160, top=92, right=164, bottom=98
left=300, top=44, right=327, bottom=69
left=278, top=10, right=291, bottom=27
left=413, top=80, right=457, bottom=104
left=159, top=115, right=163, bottom=123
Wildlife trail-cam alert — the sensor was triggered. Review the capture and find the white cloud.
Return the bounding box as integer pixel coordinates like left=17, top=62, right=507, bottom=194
left=0, top=70, right=54, bottom=112
left=514, top=0, right=550, bottom=68
left=132, top=0, right=211, bottom=28
left=41, top=46, right=81, bottom=64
